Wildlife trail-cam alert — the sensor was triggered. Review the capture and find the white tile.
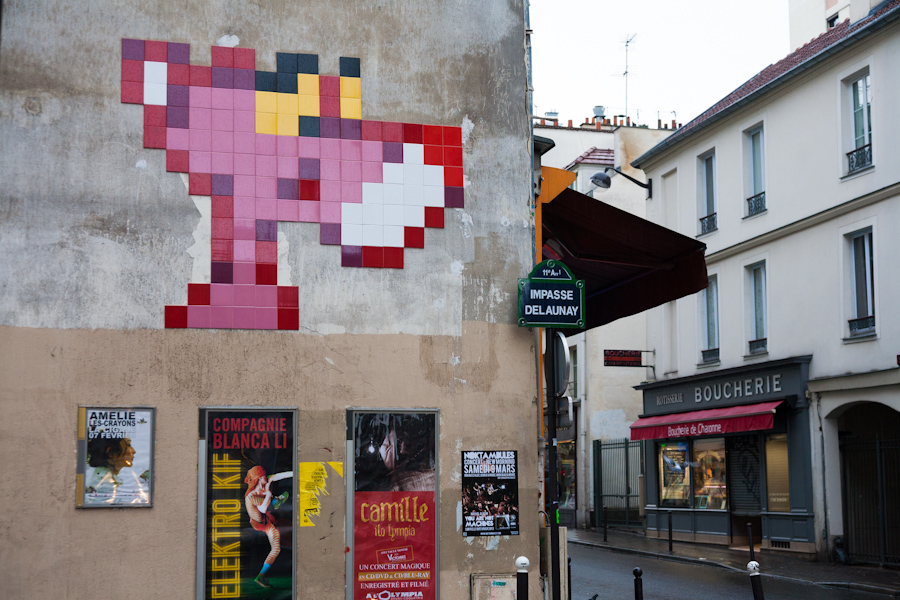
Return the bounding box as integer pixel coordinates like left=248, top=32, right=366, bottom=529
left=423, top=186, right=444, bottom=207
left=404, top=184, right=424, bottom=206
left=362, top=182, right=384, bottom=204
left=362, top=203, right=383, bottom=225
left=423, top=165, right=444, bottom=186
left=384, top=225, right=405, bottom=248
left=144, top=61, right=168, bottom=84
left=403, top=164, right=423, bottom=186
left=404, top=205, right=425, bottom=227
left=383, top=204, right=405, bottom=227
left=342, top=203, right=363, bottom=225
left=383, top=183, right=404, bottom=205
left=341, top=223, right=362, bottom=246
left=144, top=82, right=167, bottom=106
left=383, top=163, right=404, bottom=184
left=403, top=143, right=424, bottom=165
left=362, top=224, right=383, bottom=246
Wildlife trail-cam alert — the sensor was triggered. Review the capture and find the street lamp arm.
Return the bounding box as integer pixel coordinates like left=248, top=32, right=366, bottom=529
left=605, top=167, right=652, bottom=198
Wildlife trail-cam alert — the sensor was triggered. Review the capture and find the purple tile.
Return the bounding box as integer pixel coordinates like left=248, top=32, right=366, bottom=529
left=320, top=117, right=341, bottom=139
left=256, top=219, right=278, bottom=241
left=383, top=142, right=403, bottom=163
left=341, top=245, right=363, bottom=267
left=341, top=118, right=361, bottom=140
left=122, top=39, right=144, bottom=61
left=167, top=106, right=189, bottom=129
left=320, top=223, right=341, bottom=245
left=277, top=178, right=299, bottom=200
left=168, top=42, right=190, bottom=64
left=211, top=174, right=234, bottom=196
left=234, top=69, right=255, bottom=90
left=445, top=186, right=464, bottom=208
left=211, top=261, right=233, bottom=284
left=167, top=85, right=189, bottom=107
left=298, top=158, right=320, bottom=180
left=212, top=67, right=234, bottom=89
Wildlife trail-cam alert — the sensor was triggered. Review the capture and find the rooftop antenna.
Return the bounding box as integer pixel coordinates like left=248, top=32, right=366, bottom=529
left=623, top=34, right=636, bottom=121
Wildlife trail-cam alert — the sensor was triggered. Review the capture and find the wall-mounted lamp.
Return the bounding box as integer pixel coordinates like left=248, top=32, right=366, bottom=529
left=590, top=167, right=652, bottom=199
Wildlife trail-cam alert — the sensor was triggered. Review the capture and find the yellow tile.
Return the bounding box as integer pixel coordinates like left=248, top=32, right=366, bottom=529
left=256, top=91, right=277, bottom=114
left=277, top=113, right=299, bottom=136
left=340, top=97, right=362, bottom=120
left=256, top=112, right=277, bottom=135
left=297, top=73, right=319, bottom=96
left=276, top=93, right=299, bottom=115
left=298, top=95, right=320, bottom=117
left=340, top=76, right=361, bottom=99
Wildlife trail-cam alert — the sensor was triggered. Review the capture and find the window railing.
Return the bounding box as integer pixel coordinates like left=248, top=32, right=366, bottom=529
left=847, top=144, right=872, bottom=173
left=747, top=191, right=766, bottom=216
left=848, top=315, right=875, bottom=335
left=699, top=212, right=717, bottom=235
left=701, top=348, right=720, bottom=363
left=749, top=338, right=767, bottom=354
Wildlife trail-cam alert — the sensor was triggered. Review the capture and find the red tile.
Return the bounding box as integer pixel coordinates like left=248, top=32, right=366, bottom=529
left=211, top=217, right=233, bottom=240
left=278, top=308, right=300, bottom=330
left=404, top=227, right=424, bottom=248
left=278, top=286, right=299, bottom=307
left=144, top=126, right=166, bottom=149
left=168, top=63, right=190, bottom=85
left=383, top=247, right=404, bottom=269
left=444, top=166, right=463, bottom=187
left=443, top=126, right=462, bottom=147
left=443, top=146, right=463, bottom=167
left=320, top=96, right=340, bottom=118
left=211, top=46, right=234, bottom=68
left=257, top=263, right=277, bottom=285
left=403, top=123, right=423, bottom=144
left=144, top=105, right=167, bottom=127
left=256, top=241, right=277, bottom=263
left=164, top=305, right=188, bottom=328
left=233, top=47, right=256, bottom=70
left=382, top=122, right=402, bottom=142
left=424, top=207, right=444, bottom=228
left=319, top=75, right=340, bottom=97
left=299, top=179, right=320, bottom=200
left=423, top=125, right=443, bottom=146
left=211, top=239, right=234, bottom=261
left=121, top=81, right=143, bottom=104
left=361, top=120, right=383, bottom=141
left=121, top=59, right=143, bottom=82
left=145, top=40, right=168, bottom=62
left=362, top=246, right=383, bottom=268
left=211, top=195, right=233, bottom=217
left=166, top=149, right=189, bottom=172
left=189, top=173, right=212, bottom=196
left=424, top=145, right=443, bottom=166
left=188, top=283, right=211, bottom=305
left=190, top=65, right=212, bottom=87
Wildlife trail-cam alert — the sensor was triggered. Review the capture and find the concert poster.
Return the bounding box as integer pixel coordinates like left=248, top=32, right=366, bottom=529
left=461, top=451, right=519, bottom=536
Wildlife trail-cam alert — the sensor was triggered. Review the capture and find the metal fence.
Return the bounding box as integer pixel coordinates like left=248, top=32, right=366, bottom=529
left=593, top=438, right=644, bottom=527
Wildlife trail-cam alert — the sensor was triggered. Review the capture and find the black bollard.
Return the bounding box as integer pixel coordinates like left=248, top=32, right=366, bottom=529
left=567, top=556, right=572, bottom=600
left=633, top=567, right=644, bottom=600
left=747, top=561, right=765, bottom=600
left=603, top=506, right=608, bottom=542
left=747, top=522, right=756, bottom=562
left=516, top=556, right=529, bottom=600
left=668, top=510, right=673, bottom=553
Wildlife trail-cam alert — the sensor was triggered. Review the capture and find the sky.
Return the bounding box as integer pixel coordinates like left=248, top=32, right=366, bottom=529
left=530, top=0, right=791, bottom=128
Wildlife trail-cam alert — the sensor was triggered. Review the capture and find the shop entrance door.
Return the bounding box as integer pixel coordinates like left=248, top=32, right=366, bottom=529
left=727, top=434, right=762, bottom=547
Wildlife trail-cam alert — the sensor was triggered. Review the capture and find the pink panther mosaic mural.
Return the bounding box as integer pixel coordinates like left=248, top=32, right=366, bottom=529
left=121, top=39, right=464, bottom=330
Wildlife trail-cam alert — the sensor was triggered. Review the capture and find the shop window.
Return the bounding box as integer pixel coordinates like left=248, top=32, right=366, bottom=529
left=659, top=441, right=691, bottom=508
left=765, top=433, right=790, bottom=512
left=692, top=438, right=727, bottom=509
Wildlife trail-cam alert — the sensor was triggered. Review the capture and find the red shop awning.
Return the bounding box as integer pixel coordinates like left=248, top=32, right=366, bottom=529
left=629, top=401, right=782, bottom=441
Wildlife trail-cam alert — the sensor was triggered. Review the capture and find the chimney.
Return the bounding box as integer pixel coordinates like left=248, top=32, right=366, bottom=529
left=568, top=119, right=573, bottom=128
left=595, top=121, right=601, bottom=130
left=671, top=119, right=676, bottom=128
left=604, top=118, right=609, bottom=125
left=613, top=116, right=618, bottom=126
left=626, top=117, right=631, bottom=126
left=658, top=119, right=662, bottom=129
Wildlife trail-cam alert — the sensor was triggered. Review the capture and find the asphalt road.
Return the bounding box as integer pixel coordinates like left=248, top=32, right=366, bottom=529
left=568, top=543, right=884, bottom=600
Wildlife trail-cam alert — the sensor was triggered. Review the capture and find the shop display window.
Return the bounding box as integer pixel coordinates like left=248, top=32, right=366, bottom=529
left=692, top=438, right=727, bottom=509
left=765, top=433, right=790, bottom=511
left=659, top=441, right=691, bottom=508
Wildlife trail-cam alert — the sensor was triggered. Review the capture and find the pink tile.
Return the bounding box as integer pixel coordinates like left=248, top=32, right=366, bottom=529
left=233, top=306, right=256, bottom=329
left=362, top=161, right=383, bottom=183
left=342, top=182, right=362, bottom=203
left=234, top=284, right=256, bottom=306
left=211, top=131, right=234, bottom=154
left=257, top=134, right=276, bottom=156
left=234, top=196, right=256, bottom=218
left=211, top=88, right=234, bottom=110
left=320, top=138, right=341, bottom=160
left=211, top=152, right=233, bottom=174
left=211, top=109, right=234, bottom=132
left=233, top=89, right=255, bottom=111
left=190, top=129, right=212, bottom=151
left=189, top=86, right=212, bottom=108
left=233, top=262, right=256, bottom=284
left=257, top=307, right=278, bottom=330
left=210, top=283, right=234, bottom=306
left=342, top=139, right=362, bottom=161
left=256, top=155, right=276, bottom=178
left=320, top=201, right=342, bottom=223
left=256, top=176, right=277, bottom=199
left=189, top=151, right=212, bottom=173
left=234, top=240, right=256, bottom=261
left=256, top=198, right=277, bottom=220
left=298, top=200, right=320, bottom=223
left=209, top=306, right=234, bottom=329
left=166, top=128, right=190, bottom=150
left=233, top=175, right=255, bottom=197
left=320, top=180, right=341, bottom=202
left=256, top=285, right=277, bottom=307
left=234, top=218, right=256, bottom=240
left=277, top=156, right=299, bottom=179
left=320, top=159, right=341, bottom=181
left=234, top=153, right=255, bottom=176
left=190, top=107, right=211, bottom=130
left=277, top=136, right=298, bottom=157
left=278, top=199, right=300, bottom=222
left=298, top=137, right=320, bottom=158
left=361, top=140, right=382, bottom=162
left=234, top=110, right=255, bottom=132
left=187, top=305, right=210, bottom=328
left=234, top=132, right=255, bottom=154
left=341, top=160, right=361, bottom=182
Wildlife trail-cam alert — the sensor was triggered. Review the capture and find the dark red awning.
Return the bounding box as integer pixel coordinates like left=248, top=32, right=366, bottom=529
left=541, top=187, right=708, bottom=331
left=629, top=401, right=782, bottom=441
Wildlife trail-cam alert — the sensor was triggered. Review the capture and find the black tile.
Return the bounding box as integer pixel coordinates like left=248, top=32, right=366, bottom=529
left=298, top=116, right=320, bottom=138
left=276, top=72, right=298, bottom=94
left=276, top=52, right=297, bottom=73
left=339, top=57, right=360, bottom=78
left=297, top=53, right=319, bottom=74
left=256, top=71, right=277, bottom=92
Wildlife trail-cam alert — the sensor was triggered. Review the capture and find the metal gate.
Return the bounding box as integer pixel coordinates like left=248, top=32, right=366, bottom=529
left=592, top=438, right=644, bottom=527
left=840, top=436, right=900, bottom=566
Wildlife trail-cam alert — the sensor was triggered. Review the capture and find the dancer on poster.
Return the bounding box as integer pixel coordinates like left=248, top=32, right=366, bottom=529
left=244, top=466, right=292, bottom=588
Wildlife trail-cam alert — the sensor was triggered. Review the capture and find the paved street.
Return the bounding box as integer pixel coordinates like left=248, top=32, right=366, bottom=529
left=569, top=543, right=886, bottom=600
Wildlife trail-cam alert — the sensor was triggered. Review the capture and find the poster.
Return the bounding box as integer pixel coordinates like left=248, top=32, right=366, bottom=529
left=78, top=406, right=154, bottom=507
left=353, top=412, right=437, bottom=600
left=200, top=409, right=296, bottom=600
left=461, top=451, right=519, bottom=536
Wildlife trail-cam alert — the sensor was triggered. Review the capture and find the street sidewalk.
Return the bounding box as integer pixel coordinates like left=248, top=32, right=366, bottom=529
left=568, top=527, right=900, bottom=597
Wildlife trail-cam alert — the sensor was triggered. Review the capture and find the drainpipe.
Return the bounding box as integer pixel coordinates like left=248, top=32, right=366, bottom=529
left=815, top=393, right=831, bottom=559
